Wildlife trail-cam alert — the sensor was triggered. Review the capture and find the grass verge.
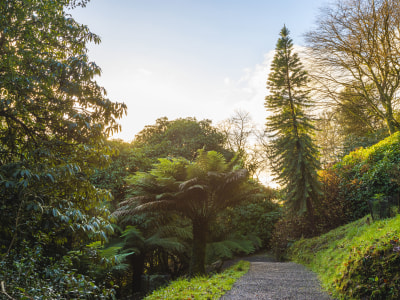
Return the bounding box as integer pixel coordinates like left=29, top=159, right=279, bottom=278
left=144, top=260, right=250, bottom=300
left=289, top=215, right=400, bottom=299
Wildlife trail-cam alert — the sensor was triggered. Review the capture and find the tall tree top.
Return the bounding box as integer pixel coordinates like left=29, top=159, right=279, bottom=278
left=276, top=25, right=292, bottom=49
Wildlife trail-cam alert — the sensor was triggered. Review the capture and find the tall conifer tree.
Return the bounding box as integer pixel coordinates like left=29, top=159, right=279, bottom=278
left=265, top=26, right=320, bottom=215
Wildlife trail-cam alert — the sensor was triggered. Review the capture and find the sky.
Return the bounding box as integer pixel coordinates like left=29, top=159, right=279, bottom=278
left=70, top=0, right=328, bottom=141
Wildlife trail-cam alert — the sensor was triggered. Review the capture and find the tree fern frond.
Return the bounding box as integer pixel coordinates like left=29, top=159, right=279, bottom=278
left=111, top=263, right=130, bottom=272
left=206, top=234, right=259, bottom=263
left=118, top=195, right=154, bottom=207
left=185, top=184, right=206, bottom=193
left=224, top=169, right=248, bottom=184
left=179, top=177, right=200, bottom=190
left=145, top=235, right=186, bottom=253
left=99, top=244, right=124, bottom=259
left=157, top=224, right=193, bottom=240
left=134, top=200, right=178, bottom=213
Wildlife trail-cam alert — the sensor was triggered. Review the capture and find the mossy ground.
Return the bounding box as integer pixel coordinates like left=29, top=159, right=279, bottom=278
left=289, top=215, right=400, bottom=299
left=144, top=260, right=250, bottom=300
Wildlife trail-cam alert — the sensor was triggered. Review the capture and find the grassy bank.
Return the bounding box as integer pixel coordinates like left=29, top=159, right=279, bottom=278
left=144, top=260, right=250, bottom=300
left=289, top=215, right=400, bottom=299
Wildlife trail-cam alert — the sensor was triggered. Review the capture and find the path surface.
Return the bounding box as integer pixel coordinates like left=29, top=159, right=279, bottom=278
left=220, top=254, right=334, bottom=300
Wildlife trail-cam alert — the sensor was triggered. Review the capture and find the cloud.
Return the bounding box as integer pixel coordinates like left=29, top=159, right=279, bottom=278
left=136, top=68, right=153, bottom=76
left=216, top=50, right=275, bottom=127
left=110, top=46, right=309, bottom=142
left=216, top=45, right=309, bottom=127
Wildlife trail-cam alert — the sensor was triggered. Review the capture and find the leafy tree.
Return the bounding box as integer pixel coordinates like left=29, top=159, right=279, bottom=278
left=90, top=139, right=152, bottom=207
left=0, top=0, right=126, bottom=297
left=91, top=118, right=231, bottom=209
left=114, top=150, right=256, bottom=276
left=306, top=0, right=400, bottom=134
left=315, top=86, right=389, bottom=164
left=265, top=26, right=320, bottom=216
left=316, top=85, right=389, bottom=165
left=134, top=117, right=233, bottom=162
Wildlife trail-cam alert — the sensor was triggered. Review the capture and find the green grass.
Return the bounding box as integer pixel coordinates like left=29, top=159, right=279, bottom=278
left=289, top=215, right=400, bottom=299
left=144, top=260, right=250, bottom=300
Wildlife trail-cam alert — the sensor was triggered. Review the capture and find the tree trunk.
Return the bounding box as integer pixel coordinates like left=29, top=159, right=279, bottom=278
left=385, top=114, right=400, bottom=135
left=131, top=253, right=145, bottom=294
left=189, top=217, right=208, bottom=277
left=306, top=197, right=316, bottom=234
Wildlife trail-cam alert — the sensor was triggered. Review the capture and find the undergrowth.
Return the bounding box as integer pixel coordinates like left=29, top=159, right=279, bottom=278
left=289, top=215, right=400, bottom=299
left=144, top=260, right=250, bottom=300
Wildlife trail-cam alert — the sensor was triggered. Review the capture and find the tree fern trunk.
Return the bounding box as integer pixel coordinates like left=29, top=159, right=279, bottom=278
left=189, top=217, right=208, bottom=277
left=131, top=253, right=145, bottom=293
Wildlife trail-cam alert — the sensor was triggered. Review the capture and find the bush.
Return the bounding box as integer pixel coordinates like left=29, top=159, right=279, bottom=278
left=270, top=213, right=316, bottom=261
left=333, top=132, right=400, bottom=221
left=222, top=190, right=281, bottom=248
left=0, top=240, right=116, bottom=299
left=270, top=168, right=349, bottom=260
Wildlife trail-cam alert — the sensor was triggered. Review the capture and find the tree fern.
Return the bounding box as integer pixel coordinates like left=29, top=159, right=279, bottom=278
left=114, top=150, right=255, bottom=276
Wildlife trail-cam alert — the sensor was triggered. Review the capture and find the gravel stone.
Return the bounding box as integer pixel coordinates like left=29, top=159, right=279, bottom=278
left=220, top=255, right=335, bottom=300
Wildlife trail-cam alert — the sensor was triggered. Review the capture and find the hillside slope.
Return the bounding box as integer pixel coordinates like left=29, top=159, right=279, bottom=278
left=289, top=215, right=400, bottom=299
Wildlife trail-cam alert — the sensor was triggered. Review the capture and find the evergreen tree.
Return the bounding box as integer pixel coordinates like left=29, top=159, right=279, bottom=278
left=265, top=26, right=320, bottom=216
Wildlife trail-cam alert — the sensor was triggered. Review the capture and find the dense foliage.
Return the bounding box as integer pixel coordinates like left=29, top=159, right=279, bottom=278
left=0, top=0, right=126, bottom=297
left=330, top=132, right=400, bottom=221
left=216, top=187, right=280, bottom=249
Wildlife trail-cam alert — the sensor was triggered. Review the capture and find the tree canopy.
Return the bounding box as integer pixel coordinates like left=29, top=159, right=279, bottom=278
left=133, top=117, right=232, bottom=162
left=306, top=0, right=400, bottom=134
left=0, top=0, right=126, bottom=297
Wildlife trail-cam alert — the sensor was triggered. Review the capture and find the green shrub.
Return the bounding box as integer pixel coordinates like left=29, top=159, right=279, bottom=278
left=333, top=132, right=400, bottom=221
left=0, top=240, right=116, bottom=299
left=216, top=188, right=281, bottom=249
left=270, top=213, right=316, bottom=261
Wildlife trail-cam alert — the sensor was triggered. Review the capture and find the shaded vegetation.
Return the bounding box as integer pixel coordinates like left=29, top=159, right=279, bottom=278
left=114, top=150, right=260, bottom=276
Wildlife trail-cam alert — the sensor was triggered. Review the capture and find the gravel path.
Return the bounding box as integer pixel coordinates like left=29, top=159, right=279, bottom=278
left=220, top=254, right=334, bottom=300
